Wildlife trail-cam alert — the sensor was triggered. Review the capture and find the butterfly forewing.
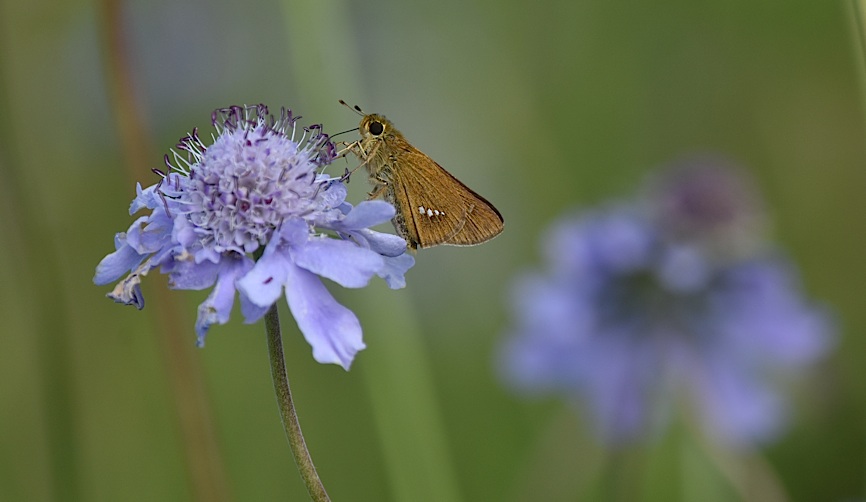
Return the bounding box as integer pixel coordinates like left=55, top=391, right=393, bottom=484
left=390, top=146, right=503, bottom=248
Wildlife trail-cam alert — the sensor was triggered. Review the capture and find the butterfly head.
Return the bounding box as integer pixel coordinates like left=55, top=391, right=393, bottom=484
left=359, top=114, right=396, bottom=142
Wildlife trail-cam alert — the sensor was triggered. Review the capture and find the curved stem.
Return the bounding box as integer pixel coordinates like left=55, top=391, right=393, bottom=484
left=264, top=305, right=330, bottom=502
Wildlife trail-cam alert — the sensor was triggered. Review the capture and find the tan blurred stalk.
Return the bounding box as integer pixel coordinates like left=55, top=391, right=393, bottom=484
left=98, top=1, right=231, bottom=501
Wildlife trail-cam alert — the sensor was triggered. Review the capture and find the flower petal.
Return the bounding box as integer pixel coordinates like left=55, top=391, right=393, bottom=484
left=106, top=272, right=146, bottom=309
left=277, top=217, right=311, bottom=247
left=656, top=243, right=710, bottom=293
left=129, top=182, right=159, bottom=214
left=377, top=253, right=415, bottom=289
left=292, top=237, right=384, bottom=288
left=356, top=229, right=407, bottom=257
left=339, top=200, right=396, bottom=230
left=194, top=258, right=247, bottom=347
left=695, top=356, right=783, bottom=444
left=576, top=334, right=662, bottom=443
left=94, top=233, right=144, bottom=285
left=315, top=178, right=348, bottom=209
left=591, top=210, right=653, bottom=273
left=236, top=248, right=291, bottom=308
left=104, top=252, right=166, bottom=309
left=284, top=262, right=365, bottom=369
left=239, top=289, right=270, bottom=324
left=167, top=255, right=221, bottom=290
left=172, top=215, right=200, bottom=249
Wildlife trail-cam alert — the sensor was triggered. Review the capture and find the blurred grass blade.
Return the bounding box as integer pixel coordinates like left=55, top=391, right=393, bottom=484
left=281, top=0, right=463, bottom=499
left=355, top=289, right=462, bottom=502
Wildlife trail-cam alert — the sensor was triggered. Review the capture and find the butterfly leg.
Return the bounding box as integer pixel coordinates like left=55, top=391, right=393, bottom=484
left=334, top=140, right=361, bottom=159
left=367, top=178, right=388, bottom=199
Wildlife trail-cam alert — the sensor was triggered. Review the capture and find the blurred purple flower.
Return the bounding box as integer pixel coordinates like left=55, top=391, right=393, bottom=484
left=499, top=163, right=832, bottom=445
left=94, top=105, right=413, bottom=369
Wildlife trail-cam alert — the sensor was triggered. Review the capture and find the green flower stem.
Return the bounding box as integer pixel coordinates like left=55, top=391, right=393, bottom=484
left=263, top=305, right=330, bottom=502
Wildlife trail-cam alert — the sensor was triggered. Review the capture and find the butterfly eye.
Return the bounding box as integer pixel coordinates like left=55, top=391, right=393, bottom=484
left=369, top=121, right=384, bottom=136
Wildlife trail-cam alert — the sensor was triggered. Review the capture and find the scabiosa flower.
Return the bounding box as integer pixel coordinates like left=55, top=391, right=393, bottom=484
left=94, top=105, right=414, bottom=369
left=499, top=163, right=832, bottom=445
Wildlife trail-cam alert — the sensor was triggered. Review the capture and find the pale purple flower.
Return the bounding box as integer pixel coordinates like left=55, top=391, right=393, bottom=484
left=95, top=105, right=413, bottom=369
left=499, top=164, right=833, bottom=445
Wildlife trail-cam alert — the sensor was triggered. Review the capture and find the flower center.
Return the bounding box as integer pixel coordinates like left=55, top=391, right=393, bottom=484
left=182, top=124, right=321, bottom=253
left=597, top=267, right=705, bottom=339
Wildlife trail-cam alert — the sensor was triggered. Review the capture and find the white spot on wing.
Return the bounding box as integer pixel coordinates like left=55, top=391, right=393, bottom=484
left=420, top=205, right=446, bottom=218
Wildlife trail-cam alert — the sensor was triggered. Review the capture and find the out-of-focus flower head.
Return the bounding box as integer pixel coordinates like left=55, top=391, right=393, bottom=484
left=94, top=104, right=414, bottom=369
left=499, top=158, right=832, bottom=445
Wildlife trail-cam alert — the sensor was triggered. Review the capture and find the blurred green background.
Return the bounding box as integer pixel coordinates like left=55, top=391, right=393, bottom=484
left=1, top=0, right=865, bottom=500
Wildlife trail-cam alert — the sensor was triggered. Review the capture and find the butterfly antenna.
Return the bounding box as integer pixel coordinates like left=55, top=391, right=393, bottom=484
left=339, top=99, right=365, bottom=116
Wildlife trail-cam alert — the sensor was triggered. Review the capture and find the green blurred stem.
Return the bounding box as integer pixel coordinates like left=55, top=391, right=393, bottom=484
left=263, top=305, right=330, bottom=502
